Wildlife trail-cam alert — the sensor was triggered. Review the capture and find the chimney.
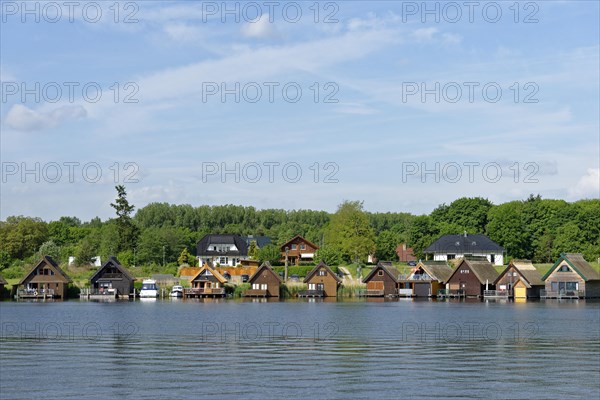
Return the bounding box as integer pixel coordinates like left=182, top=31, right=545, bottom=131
left=464, top=230, right=467, bottom=237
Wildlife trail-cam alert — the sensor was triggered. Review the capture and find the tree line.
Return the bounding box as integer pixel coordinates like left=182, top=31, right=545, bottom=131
left=1, top=187, right=598, bottom=279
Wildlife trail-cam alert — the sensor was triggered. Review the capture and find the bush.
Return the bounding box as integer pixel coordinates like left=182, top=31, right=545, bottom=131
left=1, top=264, right=25, bottom=279
left=66, top=284, right=81, bottom=298
left=232, top=283, right=250, bottom=297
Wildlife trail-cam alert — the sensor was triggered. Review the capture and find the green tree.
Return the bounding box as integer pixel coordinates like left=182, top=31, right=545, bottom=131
left=178, top=247, right=192, bottom=266
left=258, top=244, right=281, bottom=265
left=375, top=230, right=401, bottom=261
left=408, top=215, right=437, bottom=259
left=248, top=240, right=258, bottom=259
left=0, top=216, right=48, bottom=260
left=110, top=185, right=139, bottom=253
left=325, top=201, right=376, bottom=263
left=75, top=238, right=97, bottom=267
left=486, top=201, right=529, bottom=259
left=431, top=197, right=493, bottom=233
left=36, top=240, right=61, bottom=262
left=315, top=245, right=343, bottom=266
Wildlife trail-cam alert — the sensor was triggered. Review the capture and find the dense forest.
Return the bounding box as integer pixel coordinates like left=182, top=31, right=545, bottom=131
left=1, top=187, right=598, bottom=279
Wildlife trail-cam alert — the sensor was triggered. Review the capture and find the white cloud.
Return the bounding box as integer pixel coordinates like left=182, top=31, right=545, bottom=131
left=441, top=33, right=462, bottom=45
left=4, top=104, right=87, bottom=132
left=568, top=168, right=600, bottom=199
left=411, top=27, right=438, bottom=41
left=240, top=14, right=279, bottom=39
left=335, top=103, right=378, bottom=115
left=163, top=23, right=205, bottom=42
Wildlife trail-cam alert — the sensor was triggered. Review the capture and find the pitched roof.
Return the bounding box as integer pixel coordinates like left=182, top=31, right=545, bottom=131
left=304, top=261, right=341, bottom=283
left=179, top=266, right=201, bottom=278
left=190, top=263, right=228, bottom=283
left=197, top=234, right=249, bottom=257
left=19, top=255, right=72, bottom=284
left=0, top=275, right=7, bottom=285
left=542, top=253, right=600, bottom=281
left=424, top=233, right=504, bottom=254
left=244, top=236, right=271, bottom=249
left=280, top=235, right=319, bottom=251
left=362, top=261, right=402, bottom=283
left=415, top=261, right=454, bottom=283
left=90, top=256, right=135, bottom=283
left=494, top=260, right=544, bottom=287
left=248, top=261, right=282, bottom=284
left=449, top=257, right=498, bottom=285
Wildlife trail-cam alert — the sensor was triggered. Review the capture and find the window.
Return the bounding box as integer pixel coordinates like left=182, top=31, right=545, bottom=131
left=300, top=244, right=306, bottom=250
left=490, top=254, right=495, bottom=263
left=565, top=282, right=578, bottom=291
left=291, top=244, right=297, bottom=250
left=559, top=265, right=570, bottom=272
left=308, top=283, right=316, bottom=290
left=318, top=269, right=326, bottom=276
left=378, top=270, right=383, bottom=276
left=220, top=257, right=226, bottom=264
left=447, top=254, right=456, bottom=260
left=460, top=269, right=470, bottom=274
left=261, top=284, right=267, bottom=290
left=252, top=283, right=260, bottom=290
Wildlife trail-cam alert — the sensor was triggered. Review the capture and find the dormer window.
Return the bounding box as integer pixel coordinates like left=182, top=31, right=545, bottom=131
left=559, top=265, right=570, bottom=272
left=471, top=241, right=477, bottom=246
left=455, top=241, right=460, bottom=246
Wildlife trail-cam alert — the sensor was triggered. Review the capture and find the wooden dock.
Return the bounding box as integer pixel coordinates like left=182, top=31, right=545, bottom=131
left=298, top=290, right=325, bottom=298
left=15, top=289, right=57, bottom=300
left=437, top=289, right=466, bottom=299
left=184, top=288, right=226, bottom=298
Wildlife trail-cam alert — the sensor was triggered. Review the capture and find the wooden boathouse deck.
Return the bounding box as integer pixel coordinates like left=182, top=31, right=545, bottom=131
left=184, top=288, right=226, bottom=298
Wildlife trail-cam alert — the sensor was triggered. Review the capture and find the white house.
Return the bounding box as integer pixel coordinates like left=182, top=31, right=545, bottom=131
left=196, top=234, right=250, bottom=267
left=424, top=233, right=505, bottom=266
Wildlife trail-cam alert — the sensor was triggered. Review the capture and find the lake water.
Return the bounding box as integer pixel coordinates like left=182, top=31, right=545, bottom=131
left=1, top=298, right=599, bottom=400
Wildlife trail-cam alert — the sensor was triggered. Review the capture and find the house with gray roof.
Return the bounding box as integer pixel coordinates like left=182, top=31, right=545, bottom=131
left=196, top=234, right=250, bottom=267
left=424, top=232, right=505, bottom=265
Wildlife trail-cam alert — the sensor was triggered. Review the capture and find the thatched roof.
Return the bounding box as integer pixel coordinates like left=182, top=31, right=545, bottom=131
left=542, top=253, right=600, bottom=281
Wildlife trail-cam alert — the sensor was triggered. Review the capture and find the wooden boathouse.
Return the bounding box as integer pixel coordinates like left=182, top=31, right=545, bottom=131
left=243, top=261, right=282, bottom=298
left=362, top=261, right=402, bottom=297
left=299, top=261, right=341, bottom=298
left=15, top=255, right=72, bottom=299
left=185, top=264, right=228, bottom=298
left=541, top=253, right=600, bottom=299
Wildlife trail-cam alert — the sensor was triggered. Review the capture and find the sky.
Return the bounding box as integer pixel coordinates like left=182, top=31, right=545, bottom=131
left=1, top=0, right=599, bottom=221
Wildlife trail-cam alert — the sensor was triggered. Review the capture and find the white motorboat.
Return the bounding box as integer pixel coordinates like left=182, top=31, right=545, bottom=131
left=170, top=285, right=184, bottom=298
left=139, top=279, right=159, bottom=298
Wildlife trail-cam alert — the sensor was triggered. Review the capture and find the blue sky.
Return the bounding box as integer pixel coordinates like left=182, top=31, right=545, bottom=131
left=1, top=0, right=599, bottom=221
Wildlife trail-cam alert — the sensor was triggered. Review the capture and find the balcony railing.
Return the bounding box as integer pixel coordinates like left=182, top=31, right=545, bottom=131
left=540, top=290, right=584, bottom=299
left=364, top=289, right=385, bottom=296
left=96, top=273, right=125, bottom=279
left=244, top=289, right=268, bottom=297
left=409, top=274, right=432, bottom=281
left=185, top=288, right=226, bottom=295
left=437, top=289, right=465, bottom=297
left=484, top=290, right=512, bottom=298
left=18, top=288, right=55, bottom=296
left=298, top=290, right=324, bottom=297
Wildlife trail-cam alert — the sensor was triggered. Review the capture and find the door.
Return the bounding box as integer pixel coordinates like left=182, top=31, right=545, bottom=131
left=316, top=283, right=324, bottom=295
left=514, top=287, right=527, bottom=299
left=414, top=283, right=430, bottom=297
